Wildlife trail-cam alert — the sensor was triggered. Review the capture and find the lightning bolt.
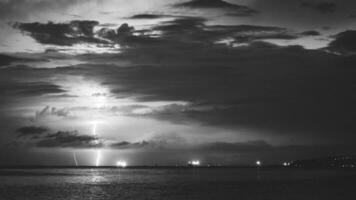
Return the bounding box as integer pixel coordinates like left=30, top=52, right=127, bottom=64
left=73, top=152, right=78, bottom=167
left=93, top=122, right=101, bottom=167
left=95, top=150, right=102, bottom=167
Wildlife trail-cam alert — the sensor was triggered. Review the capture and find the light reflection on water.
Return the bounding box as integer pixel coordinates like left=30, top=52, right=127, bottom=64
left=0, top=168, right=355, bottom=200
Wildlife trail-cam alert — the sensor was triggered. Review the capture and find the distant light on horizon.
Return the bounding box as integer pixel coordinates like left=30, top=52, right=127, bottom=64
left=256, top=160, right=262, bottom=166
left=116, top=160, right=127, bottom=168
left=188, top=160, right=200, bottom=166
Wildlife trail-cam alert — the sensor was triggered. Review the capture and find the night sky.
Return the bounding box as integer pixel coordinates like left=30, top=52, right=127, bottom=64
left=1, top=0, right=356, bottom=166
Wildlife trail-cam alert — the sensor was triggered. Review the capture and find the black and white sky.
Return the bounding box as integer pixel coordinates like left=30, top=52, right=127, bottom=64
left=1, top=0, right=356, bottom=166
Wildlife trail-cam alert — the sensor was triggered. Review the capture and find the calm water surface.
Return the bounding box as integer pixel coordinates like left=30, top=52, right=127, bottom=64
left=0, top=168, right=355, bottom=200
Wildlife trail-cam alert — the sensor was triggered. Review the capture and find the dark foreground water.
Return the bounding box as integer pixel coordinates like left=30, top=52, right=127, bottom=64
left=0, top=168, right=355, bottom=200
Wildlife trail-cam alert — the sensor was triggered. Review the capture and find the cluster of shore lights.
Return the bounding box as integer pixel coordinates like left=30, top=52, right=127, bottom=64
left=188, top=160, right=201, bottom=166
left=116, top=160, right=127, bottom=168
left=92, top=159, right=297, bottom=167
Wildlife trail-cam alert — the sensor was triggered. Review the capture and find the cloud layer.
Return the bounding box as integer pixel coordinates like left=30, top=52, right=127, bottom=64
left=7, top=17, right=356, bottom=139
left=16, top=126, right=102, bottom=148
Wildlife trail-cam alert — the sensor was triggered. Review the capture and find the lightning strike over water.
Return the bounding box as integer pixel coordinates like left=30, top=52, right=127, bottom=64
left=95, top=150, right=102, bottom=167
left=92, top=122, right=102, bottom=167
left=73, top=152, right=78, bottom=167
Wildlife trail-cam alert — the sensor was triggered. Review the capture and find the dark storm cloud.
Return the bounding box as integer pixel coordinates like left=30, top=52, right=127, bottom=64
left=81, top=32, right=356, bottom=139
left=149, top=17, right=297, bottom=45
left=14, top=20, right=147, bottom=47
left=36, top=131, right=102, bottom=148
left=13, top=17, right=299, bottom=47
left=174, top=0, right=259, bottom=16
left=13, top=20, right=102, bottom=45
left=5, top=17, right=356, bottom=143
left=16, top=126, right=49, bottom=138
left=327, top=30, right=356, bottom=53
left=15, top=126, right=102, bottom=148
left=301, top=1, right=337, bottom=14
left=13, top=20, right=107, bottom=46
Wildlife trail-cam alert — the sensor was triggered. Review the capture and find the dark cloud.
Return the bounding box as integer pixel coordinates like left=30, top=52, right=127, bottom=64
left=16, top=126, right=49, bottom=138
left=96, top=28, right=118, bottom=41
left=175, top=0, right=248, bottom=9
left=82, top=37, right=356, bottom=139
left=15, top=126, right=102, bottom=148
left=153, top=17, right=205, bottom=34
left=13, top=17, right=298, bottom=48
left=71, top=20, right=99, bottom=37
left=301, top=30, right=321, bottom=36
left=128, top=14, right=170, bottom=19
left=7, top=19, right=356, bottom=140
left=0, top=63, right=70, bottom=108
left=13, top=20, right=106, bottom=46
left=327, top=30, right=356, bottom=53
left=17, top=82, right=65, bottom=95
left=109, top=134, right=186, bottom=150
left=0, top=54, right=39, bottom=67
left=301, top=1, right=337, bottom=14
left=175, top=0, right=259, bottom=16
left=13, top=20, right=154, bottom=47
left=109, top=140, right=270, bottom=152
left=0, top=54, right=19, bottom=66
left=149, top=17, right=297, bottom=45
left=36, top=131, right=102, bottom=148
left=117, top=23, right=135, bottom=36
left=109, top=138, right=271, bottom=153
left=0, top=81, right=66, bottom=97
left=94, top=23, right=136, bottom=42
left=110, top=141, right=149, bottom=149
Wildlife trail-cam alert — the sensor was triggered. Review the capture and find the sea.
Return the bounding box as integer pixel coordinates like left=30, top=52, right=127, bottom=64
left=0, top=167, right=355, bottom=200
